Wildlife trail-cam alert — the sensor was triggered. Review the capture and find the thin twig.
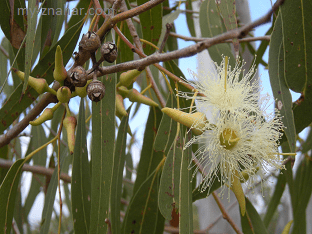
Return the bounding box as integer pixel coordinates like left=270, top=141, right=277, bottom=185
left=0, top=158, right=71, bottom=183
left=170, top=32, right=271, bottom=43
left=159, top=23, right=173, bottom=53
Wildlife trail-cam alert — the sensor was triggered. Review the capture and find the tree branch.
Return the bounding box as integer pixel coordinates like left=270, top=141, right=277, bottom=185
left=0, top=158, right=71, bottom=183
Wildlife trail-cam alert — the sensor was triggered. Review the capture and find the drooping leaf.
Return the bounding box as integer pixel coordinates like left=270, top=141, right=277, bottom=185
left=0, top=159, right=24, bottom=234
left=40, top=149, right=68, bottom=234
left=268, top=13, right=296, bottom=152
left=110, top=108, right=131, bottom=234
left=199, top=0, right=234, bottom=67
left=263, top=172, right=286, bottom=227
left=72, top=99, right=91, bottom=234
left=90, top=75, right=116, bottom=234
left=241, top=198, right=268, bottom=234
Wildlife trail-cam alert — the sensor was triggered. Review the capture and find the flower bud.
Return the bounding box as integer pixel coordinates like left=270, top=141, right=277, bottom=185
left=281, top=220, right=293, bottom=234
left=101, top=42, right=117, bottom=63
left=74, top=80, right=91, bottom=98
left=118, top=69, right=143, bottom=87
left=161, top=108, right=207, bottom=135
left=116, top=94, right=128, bottom=119
left=87, top=80, right=105, bottom=102
left=70, top=66, right=87, bottom=87
left=53, top=45, right=67, bottom=82
left=127, top=89, right=159, bottom=107
left=56, top=86, right=71, bottom=103
left=79, top=31, right=101, bottom=52
left=14, top=69, right=49, bottom=94
left=63, top=116, right=77, bottom=155
left=30, top=108, right=54, bottom=126
left=117, top=86, right=130, bottom=98
left=231, top=170, right=246, bottom=216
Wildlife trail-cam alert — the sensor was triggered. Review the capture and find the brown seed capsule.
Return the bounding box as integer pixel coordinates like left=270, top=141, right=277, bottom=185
left=87, top=80, right=105, bottom=102
left=70, top=66, right=87, bottom=87
left=101, top=42, right=118, bottom=63
left=79, top=31, right=101, bottom=52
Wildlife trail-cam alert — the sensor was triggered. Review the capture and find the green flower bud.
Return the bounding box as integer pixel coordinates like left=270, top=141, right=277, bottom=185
left=117, top=86, right=130, bottom=98
left=30, top=108, right=54, bottom=126
left=161, top=108, right=207, bottom=135
left=127, top=89, right=159, bottom=107
left=53, top=45, right=67, bottom=83
left=63, top=116, right=77, bottom=155
left=118, top=69, right=143, bottom=87
left=116, top=94, right=128, bottom=119
left=56, top=86, right=71, bottom=103
left=75, top=80, right=92, bottom=98
left=14, top=69, right=49, bottom=94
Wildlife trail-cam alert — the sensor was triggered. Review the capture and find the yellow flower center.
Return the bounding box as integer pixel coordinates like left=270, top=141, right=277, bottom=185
left=219, top=128, right=239, bottom=150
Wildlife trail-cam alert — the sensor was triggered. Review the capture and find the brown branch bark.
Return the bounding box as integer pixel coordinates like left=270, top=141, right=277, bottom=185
left=0, top=158, right=71, bottom=183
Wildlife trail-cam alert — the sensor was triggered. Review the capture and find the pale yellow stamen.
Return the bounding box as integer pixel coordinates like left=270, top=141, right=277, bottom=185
left=224, top=56, right=228, bottom=92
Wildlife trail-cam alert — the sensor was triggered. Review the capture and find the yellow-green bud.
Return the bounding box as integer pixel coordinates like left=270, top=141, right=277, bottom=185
left=281, top=220, right=293, bottom=234
left=63, top=116, right=77, bottom=155
left=116, top=94, right=128, bottom=119
left=30, top=108, right=54, bottom=126
left=53, top=45, right=67, bottom=82
left=118, top=69, right=143, bottom=87
left=56, top=86, right=71, bottom=103
left=117, top=86, right=130, bottom=98
left=161, top=108, right=207, bottom=135
left=75, top=80, right=92, bottom=98
left=14, top=69, right=49, bottom=94
left=127, top=89, right=158, bottom=107
left=231, top=170, right=246, bottom=216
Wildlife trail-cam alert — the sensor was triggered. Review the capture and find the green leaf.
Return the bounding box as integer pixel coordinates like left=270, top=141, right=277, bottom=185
left=185, top=0, right=196, bottom=37
left=23, top=125, right=47, bottom=219
left=132, top=107, right=163, bottom=194
left=215, top=0, right=237, bottom=31
left=40, top=149, right=68, bottom=234
left=0, top=145, right=9, bottom=184
left=0, top=159, right=24, bottom=234
left=199, top=0, right=234, bottom=66
left=22, top=0, right=39, bottom=93
left=0, top=18, right=85, bottom=134
left=137, top=0, right=162, bottom=55
left=301, top=127, right=312, bottom=154
left=90, top=75, right=116, bottom=234
left=268, top=13, right=296, bottom=152
left=179, top=130, right=193, bottom=233
left=292, top=158, right=312, bottom=233
left=280, top=0, right=312, bottom=93
left=123, top=169, right=163, bottom=234
left=263, top=172, right=286, bottom=227
left=72, top=99, right=91, bottom=234
left=158, top=128, right=182, bottom=220
left=241, top=198, right=268, bottom=234
left=154, top=93, right=177, bottom=154
left=110, top=108, right=131, bottom=234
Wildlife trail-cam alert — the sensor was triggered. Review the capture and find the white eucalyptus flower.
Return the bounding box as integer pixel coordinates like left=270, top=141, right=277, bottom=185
left=178, top=57, right=288, bottom=196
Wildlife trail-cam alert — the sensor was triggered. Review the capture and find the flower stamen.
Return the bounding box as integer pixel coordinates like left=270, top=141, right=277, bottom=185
left=224, top=56, right=228, bottom=92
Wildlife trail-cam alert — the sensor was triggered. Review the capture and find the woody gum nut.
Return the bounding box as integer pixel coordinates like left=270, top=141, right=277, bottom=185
left=70, top=66, right=87, bottom=87
left=79, top=31, right=101, bottom=52
left=101, top=42, right=117, bottom=63
left=87, top=80, right=105, bottom=102
left=231, top=170, right=246, bottom=216
left=57, top=86, right=71, bottom=103
left=127, top=89, right=159, bottom=107
left=14, top=69, right=49, bottom=94
left=30, top=108, right=54, bottom=126
left=63, top=116, right=77, bottom=155
left=116, top=94, right=128, bottom=119
left=161, top=108, right=207, bottom=135
left=119, top=69, right=143, bottom=87
left=53, top=45, right=67, bottom=82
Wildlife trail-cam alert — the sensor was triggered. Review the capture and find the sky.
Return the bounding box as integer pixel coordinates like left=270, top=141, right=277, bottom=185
left=0, top=0, right=303, bottom=230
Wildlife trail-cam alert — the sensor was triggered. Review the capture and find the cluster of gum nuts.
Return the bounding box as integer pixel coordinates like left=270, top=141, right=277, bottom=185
left=14, top=31, right=158, bottom=154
